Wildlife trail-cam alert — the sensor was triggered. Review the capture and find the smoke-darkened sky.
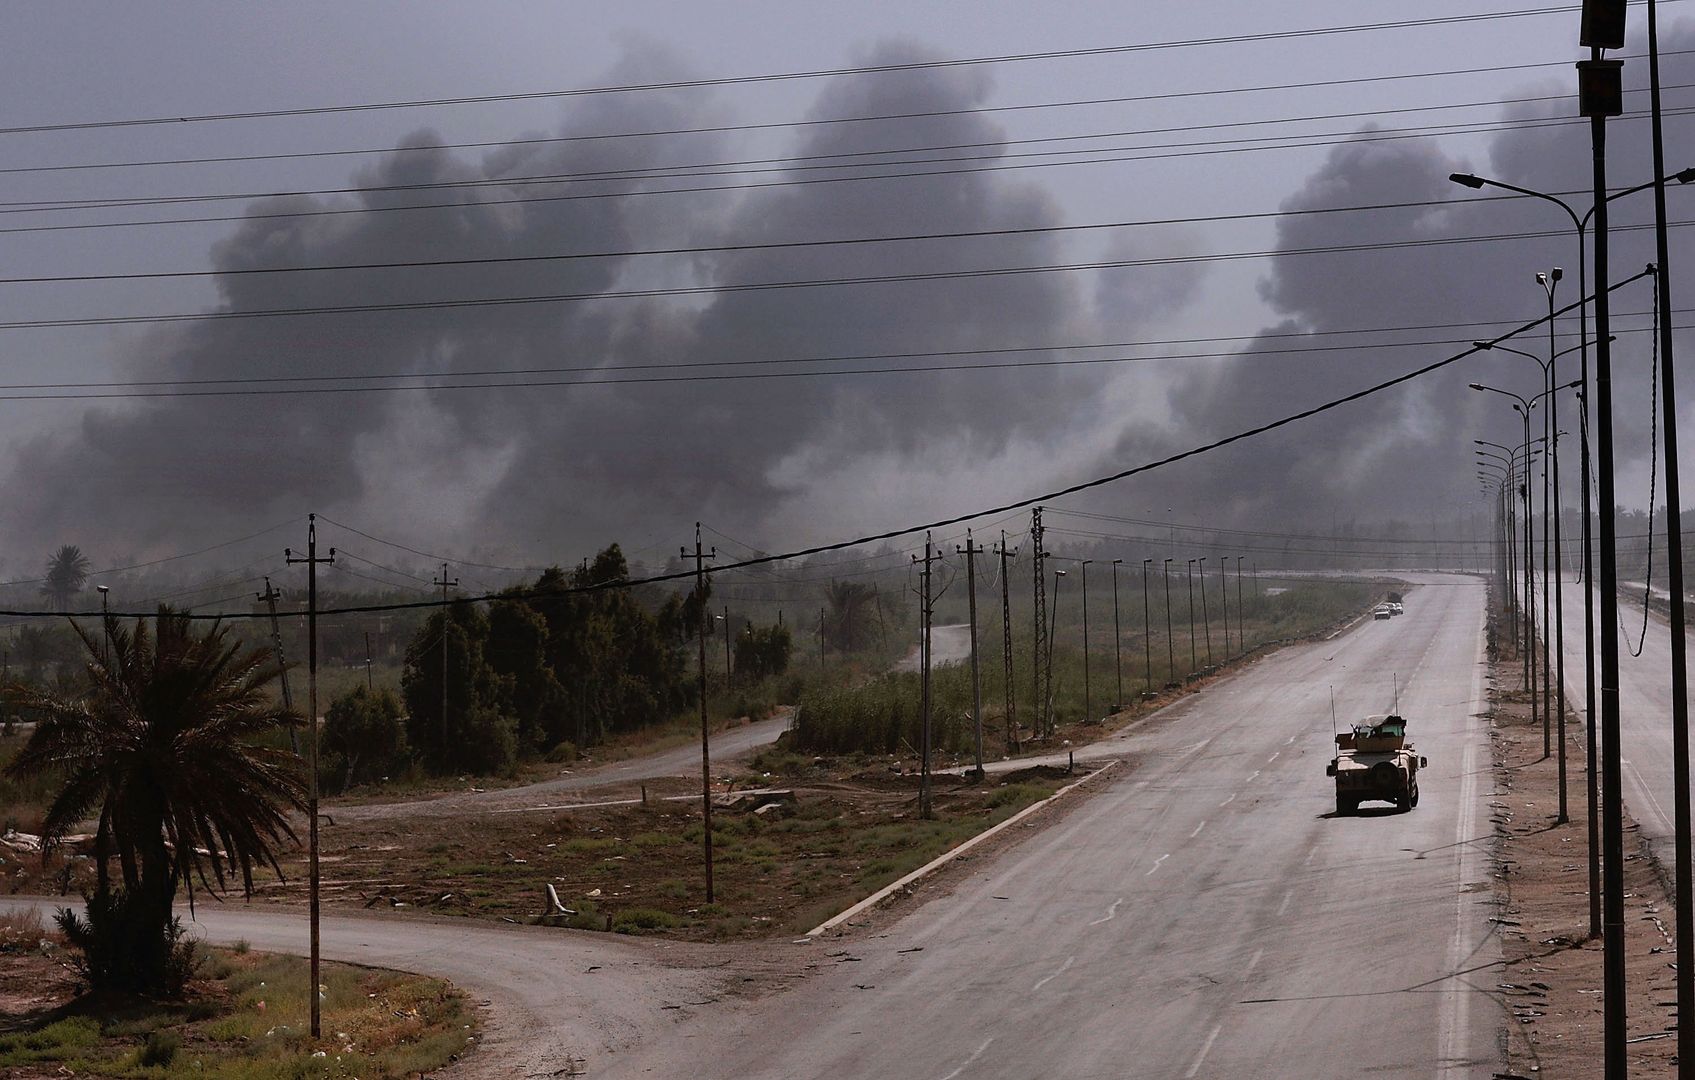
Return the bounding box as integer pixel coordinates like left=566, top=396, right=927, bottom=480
left=0, top=2, right=1688, bottom=585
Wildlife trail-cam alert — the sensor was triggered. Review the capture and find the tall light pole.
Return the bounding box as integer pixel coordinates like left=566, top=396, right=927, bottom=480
left=1647, top=3, right=1695, bottom=1058
left=1049, top=568, right=1067, bottom=735
left=1111, top=559, right=1124, bottom=710
left=1235, top=556, right=1245, bottom=654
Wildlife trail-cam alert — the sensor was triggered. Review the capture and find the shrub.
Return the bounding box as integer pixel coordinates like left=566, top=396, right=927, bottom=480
left=56, top=890, right=198, bottom=996
left=321, top=685, right=409, bottom=792
left=611, top=908, right=680, bottom=934
left=544, top=740, right=579, bottom=764
left=138, top=1029, right=180, bottom=1067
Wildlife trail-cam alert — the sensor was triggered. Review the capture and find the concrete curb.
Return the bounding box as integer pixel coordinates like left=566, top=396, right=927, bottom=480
left=805, top=759, right=1123, bottom=937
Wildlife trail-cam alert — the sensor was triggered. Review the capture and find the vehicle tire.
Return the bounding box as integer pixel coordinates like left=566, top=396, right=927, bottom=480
left=1336, top=794, right=1355, bottom=816
left=1396, top=789, right=1412, bottom=813
left=1409, top=784, right=1420, bottom=809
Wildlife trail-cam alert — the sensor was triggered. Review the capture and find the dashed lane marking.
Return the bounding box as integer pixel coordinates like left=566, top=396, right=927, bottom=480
left=937, top=1037, right=995, bottom=1080
left=1145, top=853, right=1170, bottom=876
left=1185, top=1024, right=1223, bottom=1078
left=1089, top=898, right=1125, bottom=926
left=1032, top=956, right=1075, bottom=991
left=1190, top=820, right=1207, bottom=838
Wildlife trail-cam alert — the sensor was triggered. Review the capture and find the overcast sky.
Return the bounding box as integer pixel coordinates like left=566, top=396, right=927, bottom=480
left=0, top=2, right=1686, bottom=589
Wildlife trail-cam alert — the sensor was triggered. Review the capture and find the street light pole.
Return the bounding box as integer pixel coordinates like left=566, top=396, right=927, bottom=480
left=1235, top=556, right=1245, bottom=654
left=1141, top=558, right=1153, bottom=696
left=1539, top=270, right=1571, bottom=825
left=1198, top=556, right=1213, bottom=667
left=1185, top=559, right=1197, bottom=676
left=1080, top=560, right=1093, bottom=722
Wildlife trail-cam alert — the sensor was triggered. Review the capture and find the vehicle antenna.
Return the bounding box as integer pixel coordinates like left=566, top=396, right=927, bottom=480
left=1330, top=685, right=1338, bottom=741
left=1393, top=673, right=1400, bottom=716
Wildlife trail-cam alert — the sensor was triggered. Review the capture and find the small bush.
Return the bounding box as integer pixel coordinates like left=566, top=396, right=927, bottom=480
left=137, top=1029, right=180, bottom=1067
left=56, top=891, right=198, bottom=996
left=545, top=740, right=579, bottom=764
left=611, top=908, right=680, bottom=934
left=0, top=906, right=46, bottom=952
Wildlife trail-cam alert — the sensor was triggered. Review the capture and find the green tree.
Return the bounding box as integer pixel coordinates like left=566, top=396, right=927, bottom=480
left=400, top=605, right=516, bottom=776
left=734, top=623, right=793, bottom=682
left=2, top=609, right=305, bottom=994
left=484, top=599, right=566, bottom=752
left=41, top=545, right=91, bottom=610
left=321, top=685, right=408, bottom=792
left=822, top=580, right=879, bottom=653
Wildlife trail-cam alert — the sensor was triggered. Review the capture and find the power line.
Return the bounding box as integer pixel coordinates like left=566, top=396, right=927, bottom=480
left=19, top=83, right=1695, bottom=218
left=0, top=6, right=1619, bottom=136
left=315, top=515, right=531, bottom=573
left=10, top=52, right=1681, bottom=180
left=4, top=267, right=1649, bottom=622
left=5, top=102, right=1679, bottom=238
left=0, top=516, right=296, bottom=588
left=2, top=218, right=1681, bottom=334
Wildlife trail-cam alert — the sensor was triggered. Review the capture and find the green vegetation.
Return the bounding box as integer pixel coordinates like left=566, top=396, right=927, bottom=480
left=320, top=684, right=408, bottom=792
left=0, top=944, right=473, bottom=1078
left=794, top=579, right=1374, bottom=755
left=3, top=609, right=305, bottom=995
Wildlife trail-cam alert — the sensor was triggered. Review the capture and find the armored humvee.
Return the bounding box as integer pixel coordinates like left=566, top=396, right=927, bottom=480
left=1326, top=714, right=1427, bottom=815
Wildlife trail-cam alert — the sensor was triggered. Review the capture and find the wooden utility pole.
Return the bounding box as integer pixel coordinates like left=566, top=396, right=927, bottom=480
left=957, top=531, right=985, bottom=776
left=913, top=534, right=938, bottom=818
left=722, top=605, right=732, bottom=683
left=682, top=525, right=718, bottom=901
left=364, top=631, right=374, bottom=690
left=432, top=564, right=458, bottom=756
left=285, top=516, right=334, bottom=1040
left=257, top=578, right=298, bottom=753
left=996, top=533, right=1019, bottom=752
left=1030, top=507, right=1049, bottom=739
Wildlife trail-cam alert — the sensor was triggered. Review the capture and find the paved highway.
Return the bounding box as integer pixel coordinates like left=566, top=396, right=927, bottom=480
left=599, top=574, right=1501, bottom=1079
left=13, top=575, right=1501, bottom=1077
left=1554, top=577, right=1692, bottom=872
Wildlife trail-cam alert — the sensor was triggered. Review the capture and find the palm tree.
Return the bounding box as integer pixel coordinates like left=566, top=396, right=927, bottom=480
left=4, top=608, right=305, bottom=992
left=41, top=545, right=91, bottom=610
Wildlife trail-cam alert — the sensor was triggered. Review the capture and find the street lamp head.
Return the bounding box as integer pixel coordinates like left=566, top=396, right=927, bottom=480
left=1551, top=266, right=1564, bottom=282
left=1468, top=383, right=1486, bottom=391
left=95, top=585, right=108, bottom=594
left=1473, top=340, right=1494, bottom=350
left=1054, top=569, right=1067, bottom=577
left=1449, top=172, right=1486, bottom=189
left=1536, top=272, right=1546, bottom=286
left=1112, top=558, right=1123, bottom=566
left=1677, top=166, right=1695, bottom=184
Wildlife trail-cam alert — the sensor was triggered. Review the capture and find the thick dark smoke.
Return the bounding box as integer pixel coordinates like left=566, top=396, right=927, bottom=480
left=1, top=39, right=1172, bottom=566
left=1086, top=24, right=1695, bottom=538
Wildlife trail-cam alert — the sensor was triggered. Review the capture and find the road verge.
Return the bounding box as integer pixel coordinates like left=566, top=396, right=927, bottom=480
left=805, top=760, right=1121, bottom=937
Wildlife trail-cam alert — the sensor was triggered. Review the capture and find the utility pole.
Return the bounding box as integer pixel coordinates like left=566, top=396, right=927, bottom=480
left=364, top=631, right=374, bottom=691
left=1198, top=556, right=1213, bottom=667
left=1186, top=559, right=1198, bottom=675
left=682, top=525, right=718, bottom=902
left=1031, top=507, right=1049, bottom=739
left=818, top=607, right=825, bottom=670
left=723, top=605, right=732, bottom=683
left=257, top=578, right=298, bottom=754
left=285, top=515, right=333, bottom=1041
left=1163, top=558, right=1174, bottom=686
left=996, top=532, right=1019, bottom=752
left=1235, top=557, right=1245, bottom=654
left=433, top=564, right=458, bottom=757
left=1141, top=559, right=1153, bottom=696
left=1217, top=558, right=1229, bottom=661
left=913, top=535, right=938, bottom=817
left=957, top=532, right=985, bottom=776
left=1080, top=560, right=1093, bottom=722
left=1111, top=559, right=1123, bottom=709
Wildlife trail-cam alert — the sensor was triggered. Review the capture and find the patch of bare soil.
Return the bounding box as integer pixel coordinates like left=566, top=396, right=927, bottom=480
left=1491, top=647, right=1678, bottom=1076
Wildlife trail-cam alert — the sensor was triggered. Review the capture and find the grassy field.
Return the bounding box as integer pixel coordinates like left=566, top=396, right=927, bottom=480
left=0, top=908, right=474, bottom=1078
left=249, top=767, right=1070, bottom=940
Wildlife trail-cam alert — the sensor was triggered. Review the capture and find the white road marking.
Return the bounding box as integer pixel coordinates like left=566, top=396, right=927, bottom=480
left=937, top=1037, right=995, bottom=1080
left=1190, top=820, right=1207, bottom=838
left=1218, top=793, right=1237, bottom=808
left=1089, top=898, right=1125, bottom=926
left=1284, top=733, right=1297, bottom=745
left=1267, top=751, right=1280, bottom=763
left=1032, top=956, right=1075, bottom=991
left=1245, top=947, right=1265, bottom=975
left=1185, top=1024, right=1223, bottom=1078
left=1145, top=853, right=1170, bottom=876
left=1246, top=770, right=1261, bottom=783
left=1276, top=890, right=1293, bottom=916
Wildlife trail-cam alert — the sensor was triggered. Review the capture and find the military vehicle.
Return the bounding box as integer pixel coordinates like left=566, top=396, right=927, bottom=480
left=1326, top=714, right=1427, bottom=815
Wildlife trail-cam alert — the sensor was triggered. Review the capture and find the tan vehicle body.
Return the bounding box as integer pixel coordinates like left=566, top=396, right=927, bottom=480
left=1326, top=714, right=1427, bottom=815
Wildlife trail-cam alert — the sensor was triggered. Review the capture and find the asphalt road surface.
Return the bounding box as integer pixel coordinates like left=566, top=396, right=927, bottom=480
left=601, top=573, right=1502, bottom=1078
left=893, top=622, right=974, bottom=672
left=1554, top=576, right=1693, bottom=873
left=13, top=575, right=1501, bottom=1077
